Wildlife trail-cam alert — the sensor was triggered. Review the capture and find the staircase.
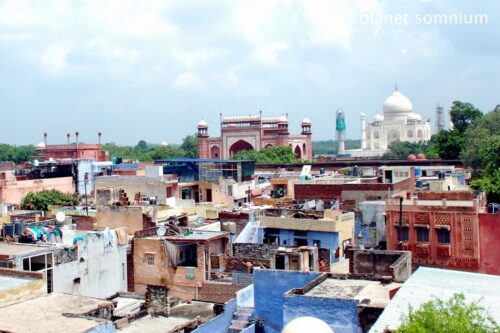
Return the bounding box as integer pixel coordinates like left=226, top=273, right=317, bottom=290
left=228, top=307, right=253, bottom=333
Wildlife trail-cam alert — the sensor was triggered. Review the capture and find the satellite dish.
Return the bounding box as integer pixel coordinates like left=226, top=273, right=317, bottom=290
left=157, top=226, right=166, bottom=237
left=196, top=217, right=205, bottom=225
left=56, top=212, right=66, bottom=223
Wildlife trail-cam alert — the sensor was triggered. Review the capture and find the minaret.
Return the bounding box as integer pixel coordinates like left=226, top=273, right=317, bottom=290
left=336, top=109, right=346, bottom=154
left=436, top=104, right=444, bottom=132
left=448, top=106, right=454, bottom=130
left=197, top=120, right=209, bottom=159
left=361, top=112, right=367, bottom=150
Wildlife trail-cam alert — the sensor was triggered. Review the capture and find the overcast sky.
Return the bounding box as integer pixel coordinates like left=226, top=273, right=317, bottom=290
left=1, top=0, right=498, bottom=145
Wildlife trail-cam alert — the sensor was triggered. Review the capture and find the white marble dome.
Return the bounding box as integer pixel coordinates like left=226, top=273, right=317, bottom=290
left=278, top=115, right=288, bottom=122
left=36, top=141, right=45, bottom=148
left=302, top=118, right=311, bottom=124
left=282, top=317, right=334, bottom=333
left=407, top=112, right=422, bottom=121
left=373, top=114, right=384, bottom=121
left=383, top=91, right=412, bottom=119
left=160, top=141, right=168, bottom=147
left=198, top=119, right=208, bottom=127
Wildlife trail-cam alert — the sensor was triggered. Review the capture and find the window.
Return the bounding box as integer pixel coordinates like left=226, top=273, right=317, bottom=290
left=407, top=129, right=413, bottom=138
left=122, top=263, right=125, bottom=281
left=416, top=227, right=429, bottom=242
left=397, top=227, right=409, bottom=241
left=374, top=131, right=380, bottom=139
left=146, top=254, right=155, bottom=266
left=437, top=229, right=451, bottom=243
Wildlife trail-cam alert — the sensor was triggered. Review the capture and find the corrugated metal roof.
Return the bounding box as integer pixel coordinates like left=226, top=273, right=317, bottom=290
left=369, top=267, right=500, bottom=333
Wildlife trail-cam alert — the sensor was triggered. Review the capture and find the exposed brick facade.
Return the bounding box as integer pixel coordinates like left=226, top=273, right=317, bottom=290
left=196, top=282, right=243, bottom=304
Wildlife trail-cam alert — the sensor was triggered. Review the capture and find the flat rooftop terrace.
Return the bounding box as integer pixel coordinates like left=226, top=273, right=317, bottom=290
left=0, top=274, right=34, bottom=291
left=0, top=243, right=54, bottom=258
left=305, top=279, right=396, bottom=307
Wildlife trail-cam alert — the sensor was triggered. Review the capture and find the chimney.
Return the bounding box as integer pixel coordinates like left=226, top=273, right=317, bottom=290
left=66, top=132, right=70, bottom=144
left=43, top=132, right=47, bottom=146
left=98, top=131, right=102, bottom=145
left=75, top=131, right=79, bottom=148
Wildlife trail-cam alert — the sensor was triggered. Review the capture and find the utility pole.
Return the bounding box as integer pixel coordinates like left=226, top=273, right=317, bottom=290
left=84, top=172, right=89, bottom=216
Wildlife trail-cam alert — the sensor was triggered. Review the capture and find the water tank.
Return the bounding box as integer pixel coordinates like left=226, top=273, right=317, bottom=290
left=228, top=222, right=237, bottom=233
left=3, top=223, right=14, bottom=236
left=14, top=220, right=24, bottom=235
left=319, top=168, right=325, bottom=175
left=415, top=167, right=421, bottom=176
left=488, top=203, right=499, bottom=214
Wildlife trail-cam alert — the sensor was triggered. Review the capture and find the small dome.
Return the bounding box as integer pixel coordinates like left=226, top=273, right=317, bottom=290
left=282, top=317, right=334, bottom=333
left=302, top=118, right=311, bottom=125
left=278, top=115, right=288, bottom=122
left=407, top=112, right=422, bottom=121
left=160, top=141, right=168, bottom=147
left=373, top=114, right=384, bottom=121
left=360, top=112, right=365, bottom=117
left=416, top=153, right=426, bottom=160
left=407, top=154, right=417, bottom=161
left=36, top=142, right=45, bottom=148
left=198, top=119, right=208, bottom=127
left=383, top=90, right=412, bottom=118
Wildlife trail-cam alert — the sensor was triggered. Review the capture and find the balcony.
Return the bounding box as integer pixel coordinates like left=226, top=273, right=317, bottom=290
left=415, top=244, right=430, bottom=255
left=436, top=244, right=451, bottom=257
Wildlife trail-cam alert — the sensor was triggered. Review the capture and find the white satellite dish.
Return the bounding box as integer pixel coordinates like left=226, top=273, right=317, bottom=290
left=157, top=226, right=166, bottom=237
left=196, top=217, right=205, bottom=225
left=56, top=212, right=66, bottom=223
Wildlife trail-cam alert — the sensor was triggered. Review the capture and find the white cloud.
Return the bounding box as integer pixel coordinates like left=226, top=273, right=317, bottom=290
left=250, top=42, right=289, bottom=65
left=172, top=47, right=229, bottom=69
left=87, top=37, right=140, bottom=63
left=40, top=43, right=72, bottom=73
left=172, top=72, right=202, bottom=90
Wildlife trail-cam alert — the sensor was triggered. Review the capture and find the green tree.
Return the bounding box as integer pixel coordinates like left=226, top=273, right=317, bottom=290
left=450, top=100, right=483, bottom=134
left=21, top=190, right=79, bottom=211
left=382, top=140, right=438, bottom=160
left=135, top=140, right=148, bottom=150
left=0, top=144, right=36, bottom=164
left=396, top=293, right=500, bottom=333
left=232, top=146, right=298, bottom=164
left=434, top=129, right=465, bottom=160
left=180, top=135, right=199, bottom=158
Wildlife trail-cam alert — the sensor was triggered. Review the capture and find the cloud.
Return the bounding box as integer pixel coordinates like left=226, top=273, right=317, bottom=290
left=87, top=37, right=140, bottom=63
left=172, top=47, right=229, bottom=69
left=172, top=72, right=202, bottom=90
left=40, top=43, right=72, bottom=73
left=249, top=42, right=289, bottom=65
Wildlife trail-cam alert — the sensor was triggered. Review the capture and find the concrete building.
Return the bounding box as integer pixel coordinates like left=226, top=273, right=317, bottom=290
left=385, top=190, right=499, bottom=273
left=133, top=230, right=247, bottom=303
left=0, top=268, right=46, bottom=307
left=35, top=131, right=109, bottom=161
left=259, top=209, right=355, bottom=268
left=197, top=113, right=313, bottom=161
left=0, top=170, right=74, bottom=208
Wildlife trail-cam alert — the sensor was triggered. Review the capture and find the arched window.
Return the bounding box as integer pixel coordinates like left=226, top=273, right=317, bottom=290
left=229, top=140, right=254, bottom=157
left=374, top=131, right=379, bottom=139
left=294, top=146, right=302, bottom=159
left=210, top=146, right=220, bottom=159
left=417, top=129, right=423, bottom=138
left=407, top=130, right=413, bottom=138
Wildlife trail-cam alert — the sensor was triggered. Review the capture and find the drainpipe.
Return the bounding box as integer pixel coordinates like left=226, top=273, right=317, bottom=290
left=398, top=196, right=403, bottom=250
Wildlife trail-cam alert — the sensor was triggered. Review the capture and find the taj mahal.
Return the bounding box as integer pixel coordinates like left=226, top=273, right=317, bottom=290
left=338, top=88, right=432, bottom=157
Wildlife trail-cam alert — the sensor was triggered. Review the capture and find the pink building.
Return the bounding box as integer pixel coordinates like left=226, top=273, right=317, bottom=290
left=35, top=132, right=109, bottom=162
left=0, top=171, right=74, bottom=206
left=198, top=112, right=313, bottom=160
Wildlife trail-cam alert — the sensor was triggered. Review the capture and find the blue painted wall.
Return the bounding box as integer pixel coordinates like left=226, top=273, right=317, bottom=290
left=242, top=324, right=256, bottom=333
left=283, top=294, right=360, bottom=333
left=193, top=298, right=236, bottom=333
left=254, top=270, right=321, bottom=333
left=264, top=229, right=339, bottom=251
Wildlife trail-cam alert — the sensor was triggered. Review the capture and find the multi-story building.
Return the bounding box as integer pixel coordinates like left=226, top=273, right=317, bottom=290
left=197, top=112, right=313, bottom=160
left=385, top=191, right=500, bottom=273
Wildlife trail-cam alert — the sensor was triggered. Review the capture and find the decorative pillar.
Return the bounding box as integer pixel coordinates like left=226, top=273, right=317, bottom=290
left=336, top=109, right=346, bottom=154
left=361, top=113, right=366, bottom=150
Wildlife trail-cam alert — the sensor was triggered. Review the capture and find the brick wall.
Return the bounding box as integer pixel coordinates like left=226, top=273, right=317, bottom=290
left=127, top=243, right=135, bottom=292
left=234, top=243, right=280, bottom=260
left=225, top=257, right=270, bottom=272
left=197, top=282, right=244, bottom=304
left=417, top=191, right=474, bottom=201
left=72, top=216, right=95, bottom=231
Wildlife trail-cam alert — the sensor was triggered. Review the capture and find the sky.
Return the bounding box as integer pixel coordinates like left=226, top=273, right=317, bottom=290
left=1, top=0, right=499, bottom=146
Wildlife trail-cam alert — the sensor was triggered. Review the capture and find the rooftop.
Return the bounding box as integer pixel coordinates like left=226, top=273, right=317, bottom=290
left=369, top=267, right=500, bottom=332
left=0, top=243, right=54, bottom=258
left=0, top=293, right=112, bottom=333
left=155, top=158, right=254, bottom=164
left=119, top=301, right=214, bottom=332
left=0, top=274, right=34, bottom=292
left=147, top=230, right=229, bottom=242
left=305, top=278, right=394, bottom=307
